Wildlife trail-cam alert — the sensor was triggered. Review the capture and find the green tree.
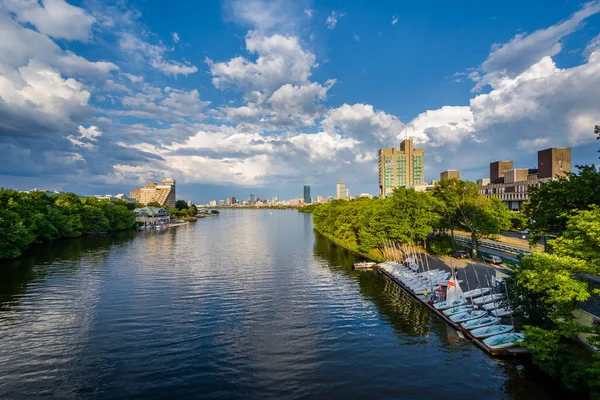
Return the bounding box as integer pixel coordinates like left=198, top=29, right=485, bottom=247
left=146, top=201, right=162, bottom=207
left=175, top=200, right=188, bottom=210
left=432, top=180, right=511, bottom=256
left=0, top=210, right=35, bottom=259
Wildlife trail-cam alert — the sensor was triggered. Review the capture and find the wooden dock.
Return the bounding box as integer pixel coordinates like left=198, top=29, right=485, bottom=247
left=376, top=265, right=529, bottom=358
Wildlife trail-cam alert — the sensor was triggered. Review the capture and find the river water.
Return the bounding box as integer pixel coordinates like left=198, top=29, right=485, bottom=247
left=0, top=210, right=564, bottom=399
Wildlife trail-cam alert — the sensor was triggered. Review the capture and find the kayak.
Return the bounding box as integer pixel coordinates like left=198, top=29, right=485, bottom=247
left=433, top=300, right=467, bottom=311
left=442, top=305, right=473, bottom=316
left=472, top=293, right=504, bottom=305
left=462, top=287, right=491, bottom=299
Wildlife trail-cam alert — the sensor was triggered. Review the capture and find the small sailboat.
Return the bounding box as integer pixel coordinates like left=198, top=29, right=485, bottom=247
left=442, top=305, right=473, bottom=316
left=481, top=301, right=505, bottom=311
left=462, top=287, right=491, bottom=299
left=490, top=308, right=513, bottom=317
left=470, top=324, right=514, bottom=339
left=460, top=316, right=500, bottom=330
left=449, top=310, right=488, bottom=323
left=472, top=293, right=504, bottom=305
left=483, top=332, right=525, bottom=349
left=434, top=268, right=466, bottom=310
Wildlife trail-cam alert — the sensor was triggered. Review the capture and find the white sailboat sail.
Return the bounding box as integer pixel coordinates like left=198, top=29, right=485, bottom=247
left=445, top=269, right=465, bottom=305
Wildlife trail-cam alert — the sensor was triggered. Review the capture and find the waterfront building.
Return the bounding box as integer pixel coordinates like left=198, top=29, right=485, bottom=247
left=187, top=200, right=193, bottom=207
left=219, top=200, right=225, bottom=206
left=440, top=169, right=461, bottom=181
left=209, top=200, right=217, bottom=207
left=303, top=185, right=311, bottom=204
left=336, top=181, right=346, bottom=200
left=133, top=206, right=170, bottom=226
left=249, top=194, right=255, bottom=205
left=378, top=137, right=425, bottom=197
left=130, top=178, right=176, bottom=208
left=479, top=147, right=571, bottom=211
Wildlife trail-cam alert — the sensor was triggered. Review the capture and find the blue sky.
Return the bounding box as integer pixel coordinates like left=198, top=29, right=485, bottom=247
left=1, top=0, right=600, bottom=203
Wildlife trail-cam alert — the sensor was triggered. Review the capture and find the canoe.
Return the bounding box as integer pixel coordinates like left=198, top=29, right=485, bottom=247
left=470, top=324, right=514, bottom=339
left=472, top=293, right=504, bottom=305
left=462, top=288, right=491, bottom=299
left=450, top=310, right=488, bottom=323
left=433, top=300, right=467, bottom=311
left=483, top=333, right=525, bottom=349
left=491, top=308, right=513, bottom=317
left=461, top=316, right=500, bottom=330
left=443, top=305, right=474, bottom=316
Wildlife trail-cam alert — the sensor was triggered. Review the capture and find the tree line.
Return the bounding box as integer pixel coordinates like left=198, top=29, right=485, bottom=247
left=0, top=189, right=137, bottom=259
left=305, top=179, right=513, bottom=259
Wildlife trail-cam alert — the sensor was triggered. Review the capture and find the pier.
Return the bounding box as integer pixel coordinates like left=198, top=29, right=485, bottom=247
left=375, top=256, right=528, bottom=358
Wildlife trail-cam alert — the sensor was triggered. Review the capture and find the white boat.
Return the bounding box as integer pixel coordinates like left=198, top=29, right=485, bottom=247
left=433, top=300, right=467, bottom=311
left=461, top=316, right=500, bottom=330
left=442, top=305, right=473, bottom=316
left=482, top=301, right=505, bottom=311
left=470, top=324, right=514, bottom=339
left=353, top=261, right=376, bottom=269
left=434, top=269, right=466, bottom=311
left=472, top=293, right=504, bottom=305
left=450, top=310, right=488, bottom=323
left=483, top=333, right=525, bottom=349
left=490, top=308, right=513, bottom=317
left=462, top=287, right=491, bottom=299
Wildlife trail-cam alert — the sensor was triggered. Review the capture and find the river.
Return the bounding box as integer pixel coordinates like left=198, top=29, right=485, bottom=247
left=0, top=210, right=565, bottom=399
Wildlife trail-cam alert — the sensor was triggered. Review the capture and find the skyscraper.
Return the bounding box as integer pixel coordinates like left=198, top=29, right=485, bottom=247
left=303, top=185, right=311, bottom=203
left=336, top=181, right=346, bottom=200
left=378, top=138, right=425, bottom=197
left=249, top=194, right=255, bottom=205
left=131, top=178, right=176, bottom=208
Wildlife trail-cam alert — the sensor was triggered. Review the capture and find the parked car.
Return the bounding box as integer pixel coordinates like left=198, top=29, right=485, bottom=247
left=452, top=250, right=469, bottom=259
left=518, top=229, right=529, bottom=235
left=482, top=255, right=503, bottom=265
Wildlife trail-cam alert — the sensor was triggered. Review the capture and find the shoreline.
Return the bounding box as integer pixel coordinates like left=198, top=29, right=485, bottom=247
left=313, top=227, right=384, bottom=262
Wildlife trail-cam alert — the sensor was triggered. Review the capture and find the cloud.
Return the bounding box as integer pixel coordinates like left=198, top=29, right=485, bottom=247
left=322, top=103, right=405, bottom=145
left=207, top=31, right=317, bottom=94
left=172, top=32, right=180, bottom=43
left=325, top=11, right=345, bottom=30
left=224, top=0, right=305, bottom=32
left=119, top=33, right=197, bottom=77
left=304, top=9, right=314, bottom=18
left=473, top=1, right=600, bottom=91
left=392, top=16, right=398, bottom=25
left=78, top=125, right=102, bottom=141
left=3, top=0, right=95, bottom=41
left=353, top=33, right=360, bottom=42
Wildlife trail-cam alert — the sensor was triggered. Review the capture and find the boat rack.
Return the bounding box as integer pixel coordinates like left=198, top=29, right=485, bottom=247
left=377, top=265, right=529, bottom=357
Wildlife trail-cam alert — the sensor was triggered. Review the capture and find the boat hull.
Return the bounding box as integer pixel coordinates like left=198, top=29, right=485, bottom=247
left=471, top=325, right=514, bottom=339
left=483, top=333, right=525, bottom=349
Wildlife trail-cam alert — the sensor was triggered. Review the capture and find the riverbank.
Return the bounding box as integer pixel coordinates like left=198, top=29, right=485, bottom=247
left=313, top=226, right=384, bottom=262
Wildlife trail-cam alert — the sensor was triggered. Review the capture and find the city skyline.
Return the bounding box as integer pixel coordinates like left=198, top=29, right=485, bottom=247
left=1, top=1, right=600, bottom=203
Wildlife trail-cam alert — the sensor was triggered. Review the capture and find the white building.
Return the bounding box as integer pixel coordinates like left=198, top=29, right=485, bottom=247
left=336, top=181, right=346, bottom=200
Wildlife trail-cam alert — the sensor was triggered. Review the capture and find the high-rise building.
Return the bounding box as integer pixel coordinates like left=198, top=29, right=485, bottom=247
left=345, top=188, right=349, bottom=198
left=336, top=181, right=346, bottom=200
left=209, top=200, right=217, bottom=207
left=378, top=138, right=425, bottom=197
left=249, top=194, right=255, bottom=205
left=131, top=178, right=176, bottom=208
left=303, top=185, right=311, bottom=204
left=440, top=169, right=461, bottom=181
left=490, top=161, right=514, bottom=184
left=537, top=147, right=571, bottom=179
left=219, top=200, right=225, bottom=206
left=480, top=147, right=572, bottom=211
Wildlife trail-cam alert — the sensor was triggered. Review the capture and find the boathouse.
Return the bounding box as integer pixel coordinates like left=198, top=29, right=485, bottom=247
left=133, top=206, right=171, bottom=226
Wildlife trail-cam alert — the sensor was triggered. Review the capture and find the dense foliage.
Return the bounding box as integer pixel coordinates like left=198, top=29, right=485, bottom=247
left=431, top=179, right=512, bottom=255
left=309, top=183, right=511, bottom=258
left=167, top=202, right=198, bottom=218
left=0, top=189, right=136, bottom=259
left=510, top=161, right=600, bottom=397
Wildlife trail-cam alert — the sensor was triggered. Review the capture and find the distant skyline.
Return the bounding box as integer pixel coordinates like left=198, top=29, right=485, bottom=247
left=1, top=0, right=600, bottom=203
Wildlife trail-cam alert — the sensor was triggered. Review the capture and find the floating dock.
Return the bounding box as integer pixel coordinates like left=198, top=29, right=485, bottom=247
left=376, top=265, right=528, bottom=357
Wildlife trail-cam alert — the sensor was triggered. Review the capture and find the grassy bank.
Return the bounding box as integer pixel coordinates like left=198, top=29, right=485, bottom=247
left=313, top=225, right=385, bottom=263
